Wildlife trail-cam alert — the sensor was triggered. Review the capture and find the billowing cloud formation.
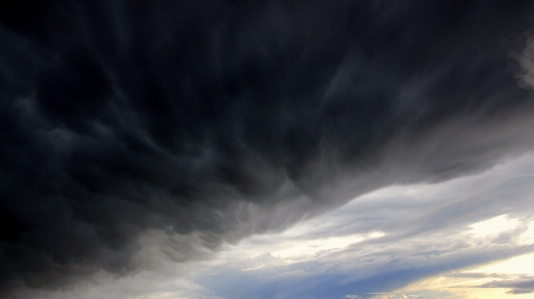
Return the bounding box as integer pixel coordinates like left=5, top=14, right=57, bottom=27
left=187, top=154, right=534, bottom=299
left=2, top=0, right=534, bottom=296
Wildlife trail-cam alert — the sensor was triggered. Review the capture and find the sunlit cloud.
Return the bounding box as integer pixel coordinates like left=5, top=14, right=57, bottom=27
left=170, top=153, right=534, bottom=299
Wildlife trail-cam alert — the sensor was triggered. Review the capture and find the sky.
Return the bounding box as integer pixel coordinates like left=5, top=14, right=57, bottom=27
left=2, top=1, right=534, bottom=298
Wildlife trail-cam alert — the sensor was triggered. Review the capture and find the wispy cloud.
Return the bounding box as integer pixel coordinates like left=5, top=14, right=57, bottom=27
left=183, top=154, right=534, bottom=299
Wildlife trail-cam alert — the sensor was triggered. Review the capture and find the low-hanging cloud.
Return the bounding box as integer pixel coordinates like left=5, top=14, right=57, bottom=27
left=477, top=278, right=534, bottom=294
left=2, top=0, right=534, bottom=296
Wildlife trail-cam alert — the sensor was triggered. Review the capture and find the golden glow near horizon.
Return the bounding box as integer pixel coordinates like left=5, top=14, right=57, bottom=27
left=369, top=215, right=534, bottom=299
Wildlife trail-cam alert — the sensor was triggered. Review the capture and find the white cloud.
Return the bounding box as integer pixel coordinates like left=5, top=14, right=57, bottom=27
left=469, top=215, right=519, bottom=238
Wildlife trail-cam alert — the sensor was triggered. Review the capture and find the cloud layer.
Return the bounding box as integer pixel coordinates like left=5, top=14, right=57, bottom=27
left=2, top=1, right=534, bottom=297
left=188, top=153, right=534, bottom=299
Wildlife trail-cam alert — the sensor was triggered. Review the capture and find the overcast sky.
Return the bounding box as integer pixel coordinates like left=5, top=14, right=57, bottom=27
left=2, top=1, right=534, bottom=299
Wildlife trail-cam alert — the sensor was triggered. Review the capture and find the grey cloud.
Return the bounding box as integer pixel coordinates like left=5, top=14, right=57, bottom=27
left=7, top=150, right=534, bottom=298
left=288, top=153, right=534, bottom=246
left=445, top=272, right=512, bottom=279
left=477, top=278, right=534, bottom=294
left=2, top=0, right=534, bottom=296
left=507, top=288, right=534, bottom=295
left=492, top=222, right=530, bottom=244
left=185, top=155, right=534, bottom=299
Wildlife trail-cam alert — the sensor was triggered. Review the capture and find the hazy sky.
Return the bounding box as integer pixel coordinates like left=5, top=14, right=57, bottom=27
left=2, top=1, right=534, bottom=299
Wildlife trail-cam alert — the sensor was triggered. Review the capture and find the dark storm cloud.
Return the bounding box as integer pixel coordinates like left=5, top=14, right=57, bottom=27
left=2, top=0, right=534, bottom=295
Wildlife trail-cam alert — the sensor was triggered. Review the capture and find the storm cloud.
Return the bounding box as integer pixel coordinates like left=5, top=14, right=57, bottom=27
left=2, top=0, right=534, bottom=297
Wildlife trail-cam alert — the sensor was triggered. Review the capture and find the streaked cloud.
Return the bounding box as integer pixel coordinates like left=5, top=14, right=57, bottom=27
left=2, top=1, right=534, bottom=298
left=182, top=153, right=534, bottom=299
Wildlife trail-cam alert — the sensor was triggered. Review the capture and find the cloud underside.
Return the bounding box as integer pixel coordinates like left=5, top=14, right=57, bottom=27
left=2, top=0, right=534, bottom=296
left=188, top=153, right=534, bottom=299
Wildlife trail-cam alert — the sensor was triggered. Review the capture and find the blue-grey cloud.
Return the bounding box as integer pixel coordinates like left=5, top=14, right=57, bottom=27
left=188, top=154, right=534, bottom=299
left=193, top=244, right=534, bottom=299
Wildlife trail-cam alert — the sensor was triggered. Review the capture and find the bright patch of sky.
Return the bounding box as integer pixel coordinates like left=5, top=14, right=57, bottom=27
left=184, top=152, right=534, bottom=299
left=14, top=153, right=534, bottom=299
